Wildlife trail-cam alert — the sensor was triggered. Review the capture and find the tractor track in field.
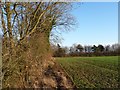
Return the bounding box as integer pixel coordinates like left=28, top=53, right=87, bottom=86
left=75, top=61, right=118, bottom=73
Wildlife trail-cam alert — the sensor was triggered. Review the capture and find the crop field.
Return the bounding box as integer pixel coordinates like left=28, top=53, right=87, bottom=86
left=56, top=56, right=119, bottom=88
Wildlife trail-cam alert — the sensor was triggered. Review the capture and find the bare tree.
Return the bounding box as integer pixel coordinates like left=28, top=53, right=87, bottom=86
left=1, top=2, right=75, bottom=88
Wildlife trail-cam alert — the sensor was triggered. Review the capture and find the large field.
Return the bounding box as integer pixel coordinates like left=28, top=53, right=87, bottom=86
left=56, top=56, right=119, bottom=88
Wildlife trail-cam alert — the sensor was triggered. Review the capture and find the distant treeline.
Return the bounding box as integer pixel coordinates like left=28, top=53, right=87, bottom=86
left=51, top=43, right=120, bottom=57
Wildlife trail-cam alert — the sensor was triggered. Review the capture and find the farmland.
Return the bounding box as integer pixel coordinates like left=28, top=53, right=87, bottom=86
left=56, top=56, right=119, bottom=88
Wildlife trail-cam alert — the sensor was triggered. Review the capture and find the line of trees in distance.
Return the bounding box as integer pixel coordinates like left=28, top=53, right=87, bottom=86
left=51, top=43, right=120, bottom=57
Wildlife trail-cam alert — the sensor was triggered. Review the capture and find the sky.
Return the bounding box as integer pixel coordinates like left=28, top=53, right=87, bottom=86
left=60, top=2, right=118, bottom=47
left=0, top=2, right=118, bottom=47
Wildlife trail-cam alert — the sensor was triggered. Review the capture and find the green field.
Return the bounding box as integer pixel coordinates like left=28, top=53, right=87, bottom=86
left=56, top=56, right=119, bottom=88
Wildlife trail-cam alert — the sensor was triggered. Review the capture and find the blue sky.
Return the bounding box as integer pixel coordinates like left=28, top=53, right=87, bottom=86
left=61, top=2, right=118, bottom=47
